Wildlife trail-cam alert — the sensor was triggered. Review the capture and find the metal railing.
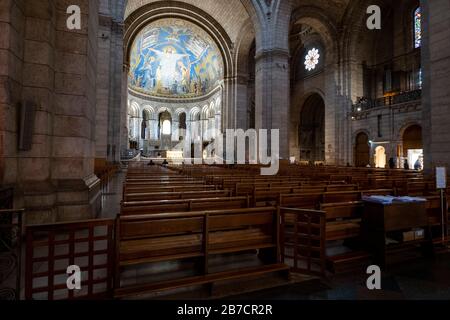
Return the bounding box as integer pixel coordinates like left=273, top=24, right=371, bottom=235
left=352, top=89, right=422, bottom=113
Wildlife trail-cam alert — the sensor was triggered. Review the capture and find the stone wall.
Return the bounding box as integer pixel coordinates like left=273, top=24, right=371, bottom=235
left=351, top=101, right=422, bottom=167
left=422, top=0, right=450, bottom=172
left=0, top=0, right=101, bottom=224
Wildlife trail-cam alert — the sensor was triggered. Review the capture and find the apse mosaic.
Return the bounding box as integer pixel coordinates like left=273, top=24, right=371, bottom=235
left=129, top=19, right=224, bottom=98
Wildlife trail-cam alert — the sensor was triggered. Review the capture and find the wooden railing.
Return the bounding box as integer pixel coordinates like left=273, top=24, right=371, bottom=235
left=279, top=208, right=326, bottom=277
left=25, top=219, right=115, bottom=300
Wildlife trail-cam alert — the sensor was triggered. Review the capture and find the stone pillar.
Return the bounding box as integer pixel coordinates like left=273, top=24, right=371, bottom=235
left=0, top=0, right=25, bottom=192
left=235, top=75, right=249, bottom=130
left=422, top=0, right=450, bottom=171
left=172, top=119, right=179, bottom=142
left=222, top=78, right=235, bottom=130
left=254, top=50, right=290, bottom=159
left=51, top=0, right=101, bottom=222
left=149, top=118, right=158, bottom=141
left=120, top=64, right=130, bottom=157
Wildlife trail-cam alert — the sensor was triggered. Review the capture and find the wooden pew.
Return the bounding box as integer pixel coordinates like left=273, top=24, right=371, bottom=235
left=320, top=202, right=364, bottom=241
left=124, top=184, right=217, bottom=194
left=124, top=190, right=232, bottom=202
left=121, top=196, right=250, bottom=216
left=319, top=201, right=370, bottom=273
left=114, top=207, right=289, bottom=298
left=279, top=193, right=323, bottom=210
left=321, top=191, right=362, bottom=204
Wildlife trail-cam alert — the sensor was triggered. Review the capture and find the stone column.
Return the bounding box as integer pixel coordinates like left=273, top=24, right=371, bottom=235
left=235, top=75, right=249, bottom=130
left=172, top=119, right=179, bottom=142
left=120, top=64, right=130, bottom=158
left=149, top=118, right=158, bottom=141
left=254, top=49, right=290, bottom=159
left=422, top=0, right=450, bottom=171
left=51, top=0, right=101, bottom=222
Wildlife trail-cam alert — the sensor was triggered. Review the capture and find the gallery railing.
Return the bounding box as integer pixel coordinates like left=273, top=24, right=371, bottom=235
left=352, top=89, right=422, bottom=112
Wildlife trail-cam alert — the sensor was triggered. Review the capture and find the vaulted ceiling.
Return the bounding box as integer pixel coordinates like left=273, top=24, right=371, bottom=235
left=124, top=0, right=251, bottom=43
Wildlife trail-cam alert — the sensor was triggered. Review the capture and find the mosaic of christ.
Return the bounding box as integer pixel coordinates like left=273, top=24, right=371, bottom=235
left=128, top=19, right=224, bottom=98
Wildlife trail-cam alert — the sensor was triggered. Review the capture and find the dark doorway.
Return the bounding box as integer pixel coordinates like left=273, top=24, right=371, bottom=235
left=299, top=94, right=325, bottom=162
left=355, top=132, right=370, bottom=167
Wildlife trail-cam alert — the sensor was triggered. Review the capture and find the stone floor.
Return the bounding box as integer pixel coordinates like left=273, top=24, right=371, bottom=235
left=227, top=253, right=450, bottom=300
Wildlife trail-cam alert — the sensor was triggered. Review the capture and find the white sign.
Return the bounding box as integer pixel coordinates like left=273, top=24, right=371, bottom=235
left=436, top=167, right=447, bottom=189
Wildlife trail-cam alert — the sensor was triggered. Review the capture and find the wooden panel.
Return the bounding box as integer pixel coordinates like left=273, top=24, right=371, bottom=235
left=322, top=191, right=361, bottom=204
left=208, top=212, right=274, bottom=230
left=120, top=217, right=204, bottom=239
left=321, top=202, right=364, bottom=220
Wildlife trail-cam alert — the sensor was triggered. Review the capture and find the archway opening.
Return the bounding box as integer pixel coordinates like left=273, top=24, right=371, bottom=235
left=355, top=132, right=370, bottom=167
left=125, top=17, right=225, bottom=158
left=403, top=124, right=423, bottom=170
left=299, top=94, right=325, bottom=162
left=375, top=146, right=386, bottom=168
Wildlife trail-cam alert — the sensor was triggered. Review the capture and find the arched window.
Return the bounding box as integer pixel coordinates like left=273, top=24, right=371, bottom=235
left=162, top=120, right=171, bottom=135
left=414, top=6, right=422, bottom=49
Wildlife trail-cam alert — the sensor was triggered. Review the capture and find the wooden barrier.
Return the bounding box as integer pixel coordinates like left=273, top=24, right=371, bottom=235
left=25, top=219, right=116, bottom=300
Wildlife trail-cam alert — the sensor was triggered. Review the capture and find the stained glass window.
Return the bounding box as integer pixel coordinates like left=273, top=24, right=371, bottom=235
left=414, top=7, right=422, bottom=49
left=417, top=68, right=423, bottom=89
left=304, top=48, right=320, bottom=71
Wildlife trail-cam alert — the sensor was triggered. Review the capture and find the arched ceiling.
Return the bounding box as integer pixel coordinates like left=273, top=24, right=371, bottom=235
left=125, top=0, right=251, bottom=43
left=292, top=0, right=351, bottom=23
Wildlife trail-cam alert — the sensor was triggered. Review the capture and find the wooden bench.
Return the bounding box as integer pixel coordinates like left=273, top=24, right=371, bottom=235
left=123, top=184, right=217, bottom=195
left=123, top=190, right=232, bottom=202
left=121, top=196, right=250, bottom=216
left=279, top=193, right=323, bottom=210
left=115, top=207, right=288, bottom=298
left=320, top=202, right=364, bottom=241
left=319, top=201, right=369, bottom=273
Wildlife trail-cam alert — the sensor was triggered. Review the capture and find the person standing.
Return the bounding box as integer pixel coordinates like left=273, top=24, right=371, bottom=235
left=404, top=159, right=410, bottom=170
left=389, top=157, right=395, bottom=169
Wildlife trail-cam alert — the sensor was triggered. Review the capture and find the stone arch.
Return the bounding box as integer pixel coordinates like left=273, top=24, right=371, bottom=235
left=129, top=101, right=140, bottom=117
left=142, top=105, right=155, bottom=120
left=189, top=107, right=201, bottom=121
left=401, top=123, right=423, bottom=156
left=291, top=6, right=339, bottom=65
left=124, top=1, right=234, bottom=80
left=297, top=93, right=326, bottom=162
